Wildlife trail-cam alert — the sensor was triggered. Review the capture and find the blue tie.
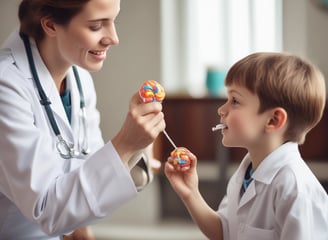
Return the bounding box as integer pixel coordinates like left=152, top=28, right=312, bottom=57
left=242, top=164, right=253, bottom=192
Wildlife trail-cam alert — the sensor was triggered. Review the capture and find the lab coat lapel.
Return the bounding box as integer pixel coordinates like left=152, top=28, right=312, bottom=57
left=67, top=68, right=81, bottom=139
left=238, top=154, right=256, bottom=208
left=239, top=181, right=256, bottom=208
left=4, top=30, right=32, bottom=79
left=229, top=154, right=257, bottom=209
left=30, top=40, right=72, bottom=136
left=237, top=142, right=300, bottom=209
left=7, top=31, right=74, bottom=141
left=39, top=67, right=76, bottom=145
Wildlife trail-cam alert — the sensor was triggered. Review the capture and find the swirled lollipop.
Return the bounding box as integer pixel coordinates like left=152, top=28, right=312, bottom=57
left=139, top=80, right=190, bottom=166
left=171, top=147, right=191, bottom=168
left=139, top=80, right=165, bottom=103
left=139, top=80, right=177, bottom=149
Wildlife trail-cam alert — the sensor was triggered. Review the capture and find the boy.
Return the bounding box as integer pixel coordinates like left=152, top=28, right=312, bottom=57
left=165, top=52, right=328, bottom=240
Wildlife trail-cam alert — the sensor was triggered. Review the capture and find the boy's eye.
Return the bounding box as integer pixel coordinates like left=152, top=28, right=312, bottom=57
left=231, top=97, right=239, bottom=105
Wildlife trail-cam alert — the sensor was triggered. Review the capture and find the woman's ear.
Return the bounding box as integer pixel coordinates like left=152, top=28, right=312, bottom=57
left=40, top=17, right=57, bottom=37
left=266, top=107, right=287, bottom=132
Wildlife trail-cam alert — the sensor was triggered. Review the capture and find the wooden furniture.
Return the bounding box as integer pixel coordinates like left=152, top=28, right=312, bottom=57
left=154, top=96, right=328, bottom=219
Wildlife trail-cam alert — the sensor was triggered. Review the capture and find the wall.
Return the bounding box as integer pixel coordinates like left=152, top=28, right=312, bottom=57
left=283, top=0, right=328, bottom=90
left=0, top=0, right=20, bottom=37
left=92, top=0, right=161, bottom=142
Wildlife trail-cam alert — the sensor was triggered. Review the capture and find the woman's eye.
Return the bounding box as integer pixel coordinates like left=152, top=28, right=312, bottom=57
left=89, top=24, right=102, bottom=31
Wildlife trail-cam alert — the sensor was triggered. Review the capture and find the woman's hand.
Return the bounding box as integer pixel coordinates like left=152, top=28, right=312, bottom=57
left=63, top=226, right=95, bottom=240
left=112, top=92, right=166, bottom=164
left=164, top=148, right=199, bottom=201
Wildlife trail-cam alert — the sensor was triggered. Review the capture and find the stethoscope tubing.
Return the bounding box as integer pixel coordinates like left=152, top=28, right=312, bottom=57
left=19, top=32, right=89, bottom=159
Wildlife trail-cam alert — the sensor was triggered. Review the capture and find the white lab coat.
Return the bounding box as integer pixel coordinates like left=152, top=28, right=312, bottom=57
left=217, top=142, right=328, bottom=240
left=0, top=31, right=138, bottom=239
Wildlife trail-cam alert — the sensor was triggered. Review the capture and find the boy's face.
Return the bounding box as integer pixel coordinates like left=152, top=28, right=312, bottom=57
left=218, top=84, right=271, bottom=150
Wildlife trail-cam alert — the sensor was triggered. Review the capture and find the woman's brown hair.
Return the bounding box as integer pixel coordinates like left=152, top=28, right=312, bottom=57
left=225, top=52, right=326, bottom=144
left=19, top=0, right=90, bottom=42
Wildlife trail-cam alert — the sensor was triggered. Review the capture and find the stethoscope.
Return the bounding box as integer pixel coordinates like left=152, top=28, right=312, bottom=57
left=20, top=32, right=90, bottom=159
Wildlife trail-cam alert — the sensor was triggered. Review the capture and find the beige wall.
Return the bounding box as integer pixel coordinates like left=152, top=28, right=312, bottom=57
left=92, top=0, right=161, bottom=141
left=283, top=0, right=328, bottom=89
left=0, top=0, right=20, bottom=37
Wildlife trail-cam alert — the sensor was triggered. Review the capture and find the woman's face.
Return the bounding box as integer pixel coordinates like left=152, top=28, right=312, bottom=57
left=217, top=83, right=270, bottom=149
left=53, top=0, right=120, bottom=72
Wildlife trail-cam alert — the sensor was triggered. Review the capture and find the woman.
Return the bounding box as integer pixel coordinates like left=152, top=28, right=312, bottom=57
left=0, top=0, right=165, bottom=239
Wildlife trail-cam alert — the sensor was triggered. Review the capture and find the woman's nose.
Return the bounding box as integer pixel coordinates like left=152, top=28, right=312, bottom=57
left=101, top=25, right=119, bottom=46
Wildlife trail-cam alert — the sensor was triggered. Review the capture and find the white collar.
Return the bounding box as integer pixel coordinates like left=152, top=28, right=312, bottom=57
left=252, top=142, right=300, bottom=184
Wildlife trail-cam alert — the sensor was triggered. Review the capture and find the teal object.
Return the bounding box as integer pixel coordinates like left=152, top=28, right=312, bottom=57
left=206, top=69, right=226, bottom=96
left=322, top=0, right=328, bottom=6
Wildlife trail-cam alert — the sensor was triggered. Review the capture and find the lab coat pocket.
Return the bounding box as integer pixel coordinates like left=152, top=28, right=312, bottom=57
left=239, top=224, right=278, bottom=240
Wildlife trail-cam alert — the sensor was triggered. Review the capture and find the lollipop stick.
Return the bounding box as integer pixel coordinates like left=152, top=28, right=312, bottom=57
left=163, top=130, right=177, bottom=149
left=212, top=124, right=226, bottom=131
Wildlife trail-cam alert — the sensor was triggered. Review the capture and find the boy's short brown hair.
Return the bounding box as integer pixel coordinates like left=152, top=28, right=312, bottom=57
left=225, top=52, right=326, bottom=144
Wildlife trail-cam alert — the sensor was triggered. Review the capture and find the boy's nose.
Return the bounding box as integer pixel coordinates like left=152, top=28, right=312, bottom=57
left=217, top=106, right=226, bottom=117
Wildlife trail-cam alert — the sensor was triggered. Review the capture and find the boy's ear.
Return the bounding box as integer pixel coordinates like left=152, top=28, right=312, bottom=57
left=40, top=17, right=57, bottom=37
left=266, top=107, right=287, bottom=132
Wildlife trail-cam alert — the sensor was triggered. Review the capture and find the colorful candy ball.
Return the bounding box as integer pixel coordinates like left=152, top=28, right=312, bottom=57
left=139, top=80, right=165, bottom=103
left=171, top=147, right=191, bottom=168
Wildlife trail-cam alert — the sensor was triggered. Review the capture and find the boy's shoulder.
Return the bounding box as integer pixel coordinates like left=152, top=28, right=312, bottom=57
left=271, top=158, right=327, bottom=201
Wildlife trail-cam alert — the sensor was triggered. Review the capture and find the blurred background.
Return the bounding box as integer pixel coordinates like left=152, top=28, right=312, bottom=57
left=1, top=0, right=328, bottom=239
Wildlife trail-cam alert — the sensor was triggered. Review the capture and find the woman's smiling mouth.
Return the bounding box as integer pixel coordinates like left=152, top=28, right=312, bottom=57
left=88, top=49, right=107, bottom=61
